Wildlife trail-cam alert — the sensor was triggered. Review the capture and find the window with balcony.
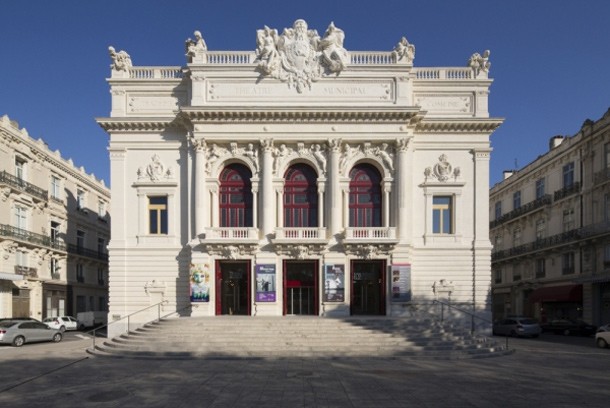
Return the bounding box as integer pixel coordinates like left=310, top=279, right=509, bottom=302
left=77, top=189, right=86, bottom=210
left=513, top=265, right=521, bottom=282
left=432, top=196, right=453, bottom=234
left=512, top=227, right=522, bottom=246
left=220, top=163, right=253, bottom=227
left=77, top=229, right=86, bottom=250
left=76, top=263, right=84, bottom=283
left=535, top=218, right=546, bottom=240
left=563, top=162, right=574, bottom=188
left=14, top=205, right=27, bottom=230
left=536, top=178, right=545, bottom=199
left=50, top=221, right=60, bottom=243
left=494, top=201, right=502, bottom=220
left=535, top=258, right=546, bottom=278
left=349, top=164, right=381, bottom=227
left=148, top=196, right=168, bottom=234
left=15, top=158, right=25, bottom=182
left=562, top=252, right=575, bottom=275
left=51, top=176, right=61, bottom=200
left=494, top=269, right=502, bottom=284
left=563, top=208, right=575, bottom=232
left=513, top=191, right=521, bottom=210
left=284, top=164, right=318, bottom=227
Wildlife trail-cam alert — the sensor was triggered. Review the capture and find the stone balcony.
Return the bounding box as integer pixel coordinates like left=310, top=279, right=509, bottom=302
left=344, top=227, right=397, bottom=243
left=202, top=227, right=259, bottom=244
left=273, top=227, right=327, bottom=244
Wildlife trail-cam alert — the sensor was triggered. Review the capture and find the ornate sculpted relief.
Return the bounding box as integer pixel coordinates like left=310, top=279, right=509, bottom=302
left=137, top=154, right=174, bottom=182
left=185, top=30, right=207, bottom=63
left=108, top=46, right=132, bottom=72
left=255, top=19, right=349, bottom=93
left=467, top=50, right=491, bottom=77
left=339, top=142, right=395, bottom=175
left=205, top=142, right=260, bottom=176
left=273, top=142, right=327, bottom=176
left=424, top=154, right=461, bottom=182
left=391, top=37, right=415, bottom=64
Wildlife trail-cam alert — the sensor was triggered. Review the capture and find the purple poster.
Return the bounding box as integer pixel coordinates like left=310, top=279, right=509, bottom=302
left=256, top=264, right=276, bottom=302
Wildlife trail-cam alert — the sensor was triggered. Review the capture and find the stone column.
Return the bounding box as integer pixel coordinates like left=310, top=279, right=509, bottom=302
left=193, top=139, right=207, bottom=235
left=329, top=139, right=342, bottom=237
left=210, top=186, right=219, bottom=228
left=383, top=183, right=391, bottom=228
left=317, top=182, right=325, bottom=228
left=396, top=138, right=410, bottom=240
left=251, top=180, right=259, bottom=229
left=261, top=139, right=275, bottom=237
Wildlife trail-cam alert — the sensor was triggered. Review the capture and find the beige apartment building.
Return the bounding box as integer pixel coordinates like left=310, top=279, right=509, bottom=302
left=490, top=108, right=610, bottom=325
left=0, top=115, right=110, bottom=320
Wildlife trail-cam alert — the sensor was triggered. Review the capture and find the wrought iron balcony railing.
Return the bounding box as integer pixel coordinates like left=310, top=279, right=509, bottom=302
left=593, top=167, right=610, bottom=185
left=66, top=243, right=109, bottom=262
left=0, top=171, right=48, bottom=201
left=492, top=228, right=581, bottom=262
left=0, top=224, right=66, bottom=251
left=490, top=194, right=552, bottom=228
left=554, top=182, right=581, bottom=201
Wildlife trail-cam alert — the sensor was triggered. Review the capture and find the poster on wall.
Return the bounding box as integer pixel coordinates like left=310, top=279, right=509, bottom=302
left=390, top=264, right=411, bottom=302
left=256, top=264, right=276, bottom=302
left=324, top=264, right=345, bottom=302
left=190, top=264, right=210, bottom=302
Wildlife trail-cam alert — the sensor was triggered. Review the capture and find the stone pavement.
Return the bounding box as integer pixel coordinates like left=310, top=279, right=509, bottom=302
left=0, top=334, right=608, bottom=407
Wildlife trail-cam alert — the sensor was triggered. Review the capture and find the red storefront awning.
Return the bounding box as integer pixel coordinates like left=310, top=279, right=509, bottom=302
left=528, top=284, right=582, bottom=303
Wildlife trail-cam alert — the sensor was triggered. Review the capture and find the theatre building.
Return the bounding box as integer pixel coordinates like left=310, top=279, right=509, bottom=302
left=97, top=20, right=502, bottom=337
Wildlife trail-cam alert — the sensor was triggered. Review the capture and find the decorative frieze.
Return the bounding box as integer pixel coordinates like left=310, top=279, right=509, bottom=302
left=424, top=154, right=460, bottom=183
left=137, top=154, right=174, bottom=182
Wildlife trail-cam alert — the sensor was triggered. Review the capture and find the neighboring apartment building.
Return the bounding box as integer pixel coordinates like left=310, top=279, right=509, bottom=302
left=0, top=115, right=110, bottom=320
left=490, top=108, right=610, bottom=325
left=98, top=20, right=503, bottom=337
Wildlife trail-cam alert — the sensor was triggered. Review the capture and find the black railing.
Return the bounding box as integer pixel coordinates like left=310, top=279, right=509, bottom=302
left=593, top=167, right=610, bottom=185
left=554, top=182, right=581, bottom=201
left=0, top=170, right=48, bottom=201
left=0, top=224, right=66, bottom=251
left=490, top=194, right=552, bottom=228
left=492, top=228, right=581, bottom=262
left=67, top=243, right=109, bottom=262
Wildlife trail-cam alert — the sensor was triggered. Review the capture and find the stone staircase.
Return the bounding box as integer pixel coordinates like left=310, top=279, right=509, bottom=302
left=88, top=316, right=512, bottom=360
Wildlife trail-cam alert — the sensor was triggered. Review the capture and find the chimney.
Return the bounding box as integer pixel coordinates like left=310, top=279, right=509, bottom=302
left=503, top=170, right=515, bottom=180
left=549, top=135, right=564, bottom=150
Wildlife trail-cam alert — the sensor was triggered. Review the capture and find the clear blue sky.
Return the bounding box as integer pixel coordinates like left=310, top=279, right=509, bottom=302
left=2, top=0, right=609, bottom=186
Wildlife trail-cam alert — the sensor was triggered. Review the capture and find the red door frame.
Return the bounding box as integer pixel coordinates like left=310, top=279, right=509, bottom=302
left=283, top=259, right=319, bottom=315
left=350, top=259, right=386, bottom=315
left=215, top=259, right=251, bottom=315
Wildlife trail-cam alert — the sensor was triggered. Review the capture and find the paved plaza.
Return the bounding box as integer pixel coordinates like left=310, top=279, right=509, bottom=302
left=0, top=333, right=608, bottom=407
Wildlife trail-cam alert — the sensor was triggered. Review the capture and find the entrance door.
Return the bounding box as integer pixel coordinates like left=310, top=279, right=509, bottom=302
left=351, top=260, right=386, bottom=315
left=216, top=261, right=250, bottom=315
left=12, top=288, right=30, bottom=317
left=284, top=260, right=318, bottom=315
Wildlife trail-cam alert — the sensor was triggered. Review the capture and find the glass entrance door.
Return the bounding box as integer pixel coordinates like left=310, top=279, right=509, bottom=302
left=351, top=260, right=386, bottom=315
left=284, top=261, right=318, bottom=315
left=216, top=261, right=250, bottom=315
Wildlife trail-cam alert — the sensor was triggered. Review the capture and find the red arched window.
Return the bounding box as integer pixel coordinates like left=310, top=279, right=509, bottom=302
left=349, top=164, right=381, bottom=227
left=284, top=164, right=318, bottom=227
left=219, top=164, right=252, bottom=227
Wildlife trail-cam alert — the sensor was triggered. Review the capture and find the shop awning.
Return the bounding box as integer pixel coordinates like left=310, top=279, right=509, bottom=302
left=528, top=284, right=582, bottom=303
left=0, top=272, right=23, bottom=281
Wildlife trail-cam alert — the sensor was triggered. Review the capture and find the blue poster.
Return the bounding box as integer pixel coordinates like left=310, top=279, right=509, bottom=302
left=256, top=264, right=276, bottom=302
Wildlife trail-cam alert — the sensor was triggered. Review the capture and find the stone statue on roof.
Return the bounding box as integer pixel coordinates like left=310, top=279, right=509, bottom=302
left=108, top=46, right=132, bottom=72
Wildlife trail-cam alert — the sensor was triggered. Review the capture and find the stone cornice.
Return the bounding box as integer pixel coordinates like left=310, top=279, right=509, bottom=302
left=415, top=118, right=504, bottom=133
left=179, top=107, right=423, bottom=124
left=96, top=117, right=185, bottom=132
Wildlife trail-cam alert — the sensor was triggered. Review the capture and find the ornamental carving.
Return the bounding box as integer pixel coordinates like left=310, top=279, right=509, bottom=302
left=391, top=37, right=415, bottom=64
left=273, top=142, right=327, bottom=176
left=467, top=50, right=491, bottom=77
left=108, top=46, right=132, bottom=72
left=185, top=30, right=207, bottom=63
left=137, top=154, right=174, bottom=182
left=339, top=142, right=395, bottom=175
left=255, top=19, right=349, bottom=93
left=205, top=142, right=260, bottom=176
left=424, top=154, right=460, bottom=182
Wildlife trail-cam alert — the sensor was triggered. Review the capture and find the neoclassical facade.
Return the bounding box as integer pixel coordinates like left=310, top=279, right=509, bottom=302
left=98, top=20, right=502, bottom=336
left=0, top=115, right=110, bottom=320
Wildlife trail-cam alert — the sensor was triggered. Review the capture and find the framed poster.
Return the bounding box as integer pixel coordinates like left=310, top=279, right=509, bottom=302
left=324, top=264, right=345, bottom=302
left=190, top=264, right=210, bottom=302
left=389, top=264, right=411, bottom=302
left=255, top=264, right=276, bottom=302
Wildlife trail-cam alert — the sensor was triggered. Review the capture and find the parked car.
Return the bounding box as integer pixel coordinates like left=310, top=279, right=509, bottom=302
left=541, top=319, right=597, bottom=336
left=0, top=320, right=62, bottom=347
left=596, top=323, right=610, bottom=332
left=43, top=316, right=78, bottom=332
left=0, top=317, right=41, bottom=323
left=596, top=330, right=610, bottom=349
left=493, top=317, right=541, bottom=338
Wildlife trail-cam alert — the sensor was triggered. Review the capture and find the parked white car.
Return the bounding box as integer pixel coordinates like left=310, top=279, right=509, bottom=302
left=43, top=316, right=78, bottom=332
left=596, top=324, right=610, bottom=349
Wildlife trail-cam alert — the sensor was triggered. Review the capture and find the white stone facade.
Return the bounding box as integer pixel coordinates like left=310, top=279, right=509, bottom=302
left=0, top=115, right=110, bottom=320
left=98, top=20, right=502, bottom=337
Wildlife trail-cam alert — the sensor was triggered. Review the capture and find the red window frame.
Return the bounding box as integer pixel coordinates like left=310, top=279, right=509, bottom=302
left=219, top=163, right=253, bottom=227
left=349, top=164, right=382, bottom=227
left=284, top=164, right=318, bottom=228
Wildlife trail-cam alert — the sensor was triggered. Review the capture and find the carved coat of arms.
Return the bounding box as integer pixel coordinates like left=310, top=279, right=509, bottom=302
left=255, top=19, right=349, bottom=93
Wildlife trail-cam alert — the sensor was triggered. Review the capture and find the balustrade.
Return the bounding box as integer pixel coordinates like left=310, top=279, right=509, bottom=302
left=275, top=228, right=326, bottom=240
left=205, top=227, right=258, bottom=240
left=345, top=227, right=396, bottom=240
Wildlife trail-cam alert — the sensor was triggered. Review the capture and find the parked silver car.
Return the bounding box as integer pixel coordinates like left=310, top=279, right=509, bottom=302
left=493, top=317, right=541, bottom=338
left=0, top=320, right=62, bottom=347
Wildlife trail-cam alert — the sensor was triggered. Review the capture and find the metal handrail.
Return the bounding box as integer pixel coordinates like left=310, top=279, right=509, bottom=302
left=432, top=299, right=492, bottom=332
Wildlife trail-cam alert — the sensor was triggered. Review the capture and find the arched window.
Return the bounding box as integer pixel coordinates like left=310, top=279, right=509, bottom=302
left=349, top=164, right=381, bottom=227
left=284, top=164, right=318, bottom=227
left=219, top=163, right=252, bottom=227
